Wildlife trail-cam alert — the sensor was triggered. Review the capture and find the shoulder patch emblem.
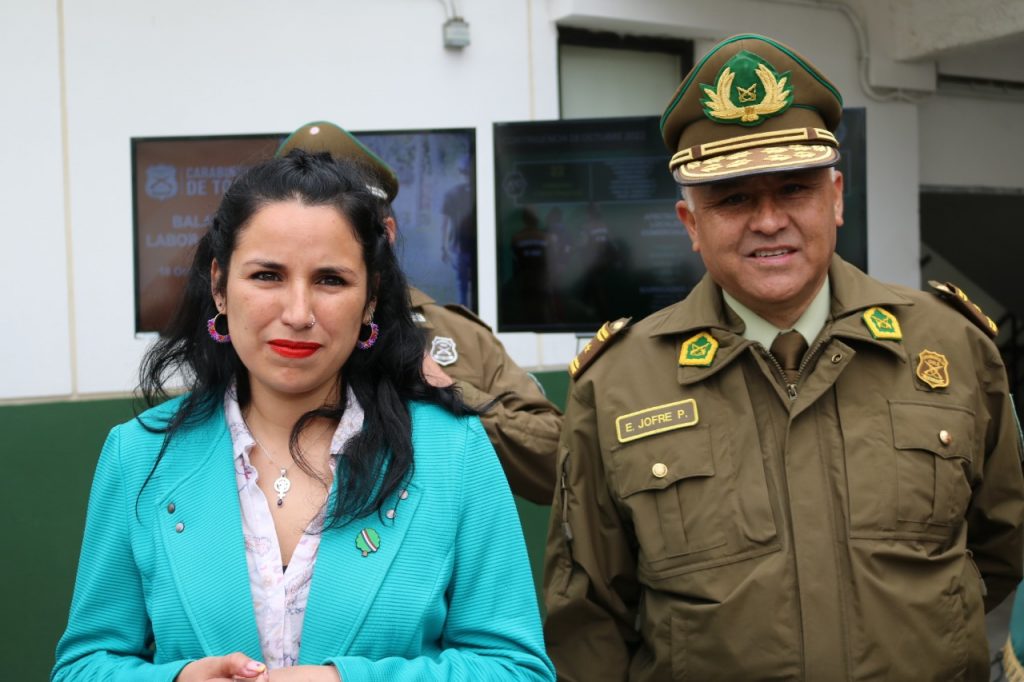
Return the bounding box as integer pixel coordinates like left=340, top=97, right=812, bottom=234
left=430, top=336, right=458, bottom=366
left=928, top=280, right=999, bottom=339
left=568, top=318, right=631, bottom=379
left=916, top=349, right=950, bottom=390
left=679, top=331, right=719, bottom=367
left=862, top=307, right=902, bottom=341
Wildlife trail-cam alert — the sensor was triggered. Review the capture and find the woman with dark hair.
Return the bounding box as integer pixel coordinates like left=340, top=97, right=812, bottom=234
left=53, top=152, right=554, bottom=682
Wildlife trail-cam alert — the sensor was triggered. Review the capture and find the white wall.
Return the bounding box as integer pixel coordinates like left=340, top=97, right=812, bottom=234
left=919, top=94, right=1024, bottom=190
left=560, top=45, right=683, bottom=118
left=3, top=0, right=1016, bottom=401
left=57, top=0, right=541, bottom=396
left=0, top=2, right=73, bottom=399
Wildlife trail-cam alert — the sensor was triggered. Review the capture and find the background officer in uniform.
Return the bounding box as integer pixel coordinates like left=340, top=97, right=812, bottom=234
left=278, top=122, right=561, bottom=504
left=543, top=34, right=1024, bottom=681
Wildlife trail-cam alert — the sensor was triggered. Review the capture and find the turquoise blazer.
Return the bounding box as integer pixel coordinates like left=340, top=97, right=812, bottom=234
left=53, top=397, right=554, bottom=681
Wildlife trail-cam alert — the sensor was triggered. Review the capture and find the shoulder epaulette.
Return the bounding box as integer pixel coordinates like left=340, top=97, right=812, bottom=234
left=442, top=304, right=492, bottom=332
left=928, top=280, right=999, bottom=339
left=568, top=318, right=631, bottom=379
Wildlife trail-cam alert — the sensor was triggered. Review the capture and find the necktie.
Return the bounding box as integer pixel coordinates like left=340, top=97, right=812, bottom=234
left=770, top=330, right=808, bottom=384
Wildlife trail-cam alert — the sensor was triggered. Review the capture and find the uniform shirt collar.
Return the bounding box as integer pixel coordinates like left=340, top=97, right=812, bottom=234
left=722, top=277, right=831, bottom=349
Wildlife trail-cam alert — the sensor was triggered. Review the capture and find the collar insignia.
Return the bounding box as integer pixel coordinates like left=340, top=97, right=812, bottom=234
left=862, top=307, right=902, bottom=341
left=430, top=336, right=458, bottom=366
left=679, top=331, right=719, bottom=367
left=916, top=350, right=950, bottom=389
left=410, top=312, right=427, bottom=324
left=701, top=50, right=793, bottom=126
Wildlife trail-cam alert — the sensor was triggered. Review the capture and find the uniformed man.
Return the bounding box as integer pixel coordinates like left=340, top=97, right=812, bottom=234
left=277, top=122, right=561, bottom=504
left=543, top=34, right=1024, bottom=680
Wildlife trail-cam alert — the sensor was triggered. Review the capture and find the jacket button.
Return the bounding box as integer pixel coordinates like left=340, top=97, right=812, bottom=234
left=167, top=503, right=175, bottom=514
left=831, top=353, right=843, bottom=363
left=652, top=463, right=668, bottom=478
left=938, top=430, right=952, bottom=446
left=175, top=522, right=185, bottom=533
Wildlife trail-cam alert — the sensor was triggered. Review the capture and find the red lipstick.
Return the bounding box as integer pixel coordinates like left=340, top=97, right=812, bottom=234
left=268, top=339, right=321, bottom=359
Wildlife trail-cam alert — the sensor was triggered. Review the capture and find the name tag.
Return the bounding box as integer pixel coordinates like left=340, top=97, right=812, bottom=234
left=616, top=399, right=699, bottom=443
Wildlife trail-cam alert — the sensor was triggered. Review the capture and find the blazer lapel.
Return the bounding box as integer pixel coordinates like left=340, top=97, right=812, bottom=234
left=299, top=479, right=424, bottom=662
left=157, top=417, right=262, bottom=659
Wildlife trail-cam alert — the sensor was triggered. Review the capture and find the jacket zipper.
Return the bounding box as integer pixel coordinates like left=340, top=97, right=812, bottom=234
left=762, top=338, right=828, bottom=400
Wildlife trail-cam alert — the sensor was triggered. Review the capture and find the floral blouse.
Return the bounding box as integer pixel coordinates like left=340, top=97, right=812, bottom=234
left=224, top=387, right=364, bottom=669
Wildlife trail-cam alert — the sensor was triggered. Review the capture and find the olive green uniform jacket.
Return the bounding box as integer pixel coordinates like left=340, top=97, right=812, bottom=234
left=544, top=256, right=1024, bottom=681
left=410, top=286, right=561, bottom=504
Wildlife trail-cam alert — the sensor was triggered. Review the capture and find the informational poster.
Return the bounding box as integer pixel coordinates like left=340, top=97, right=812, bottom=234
left=357, top=129, right=477, bottom=311
left=493, top=112, right=867, bottom=333
left=132, top=135, right=282, bottom=332
left=132, top=129, right=477, bottom=334
left=493, top=116, right=693, bottom=333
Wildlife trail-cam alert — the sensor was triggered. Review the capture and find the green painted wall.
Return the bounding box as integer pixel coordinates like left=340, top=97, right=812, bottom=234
left=5, top=371, right=566, bottom=681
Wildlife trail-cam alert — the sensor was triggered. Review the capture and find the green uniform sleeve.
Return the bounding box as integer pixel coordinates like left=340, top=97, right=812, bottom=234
left=451, top=337, right=562, bottom=506
left=455, top=375, right=560, bottom=504
left=543, top=386, right=641, bottom=681
left=418, top=298, right=562, bottom=505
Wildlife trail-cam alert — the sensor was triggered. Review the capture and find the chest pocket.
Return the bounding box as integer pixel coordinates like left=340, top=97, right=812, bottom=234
left=891, top=401, right=975, bottom=529
left=610, top=424, right=778, bottom=576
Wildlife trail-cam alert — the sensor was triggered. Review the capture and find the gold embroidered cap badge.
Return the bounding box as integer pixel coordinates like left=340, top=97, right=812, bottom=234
left=701, top=50, right=793, bottom=126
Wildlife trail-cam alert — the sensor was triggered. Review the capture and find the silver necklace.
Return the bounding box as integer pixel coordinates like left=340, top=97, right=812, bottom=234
left=246, top=427, right=292, bottom=507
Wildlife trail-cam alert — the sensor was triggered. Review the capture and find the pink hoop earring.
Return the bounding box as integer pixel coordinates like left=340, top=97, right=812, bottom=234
left=207, top=312, right=231, bottom=343
left=357, top=321, right=379, bottom=350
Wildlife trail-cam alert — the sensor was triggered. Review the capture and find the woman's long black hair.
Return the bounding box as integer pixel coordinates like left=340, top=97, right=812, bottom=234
left=137, top=150, right=472, bottom=526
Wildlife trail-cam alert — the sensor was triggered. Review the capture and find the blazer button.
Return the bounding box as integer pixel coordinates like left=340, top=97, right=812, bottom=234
left=167, top=502, right=176, bottom=514
left=175, top=522, right=185, bottom=533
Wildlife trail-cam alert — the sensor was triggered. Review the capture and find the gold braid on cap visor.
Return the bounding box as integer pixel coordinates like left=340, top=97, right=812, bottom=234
left=670, top=127, right=838, bottom=177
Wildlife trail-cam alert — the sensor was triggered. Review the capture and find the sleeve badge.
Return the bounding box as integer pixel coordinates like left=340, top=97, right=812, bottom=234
left=430, top=336, right=458, bottom=366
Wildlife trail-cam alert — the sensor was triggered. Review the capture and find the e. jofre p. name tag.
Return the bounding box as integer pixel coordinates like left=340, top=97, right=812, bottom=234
left=616, top=399, right=699, bottom=443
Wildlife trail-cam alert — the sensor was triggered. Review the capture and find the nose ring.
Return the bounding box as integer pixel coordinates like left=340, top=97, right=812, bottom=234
left=306, top=315, right=316, bottom=329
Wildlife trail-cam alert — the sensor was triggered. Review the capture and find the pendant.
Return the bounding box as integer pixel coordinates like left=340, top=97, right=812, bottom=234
left=273, top=468, right=291, bottom=507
